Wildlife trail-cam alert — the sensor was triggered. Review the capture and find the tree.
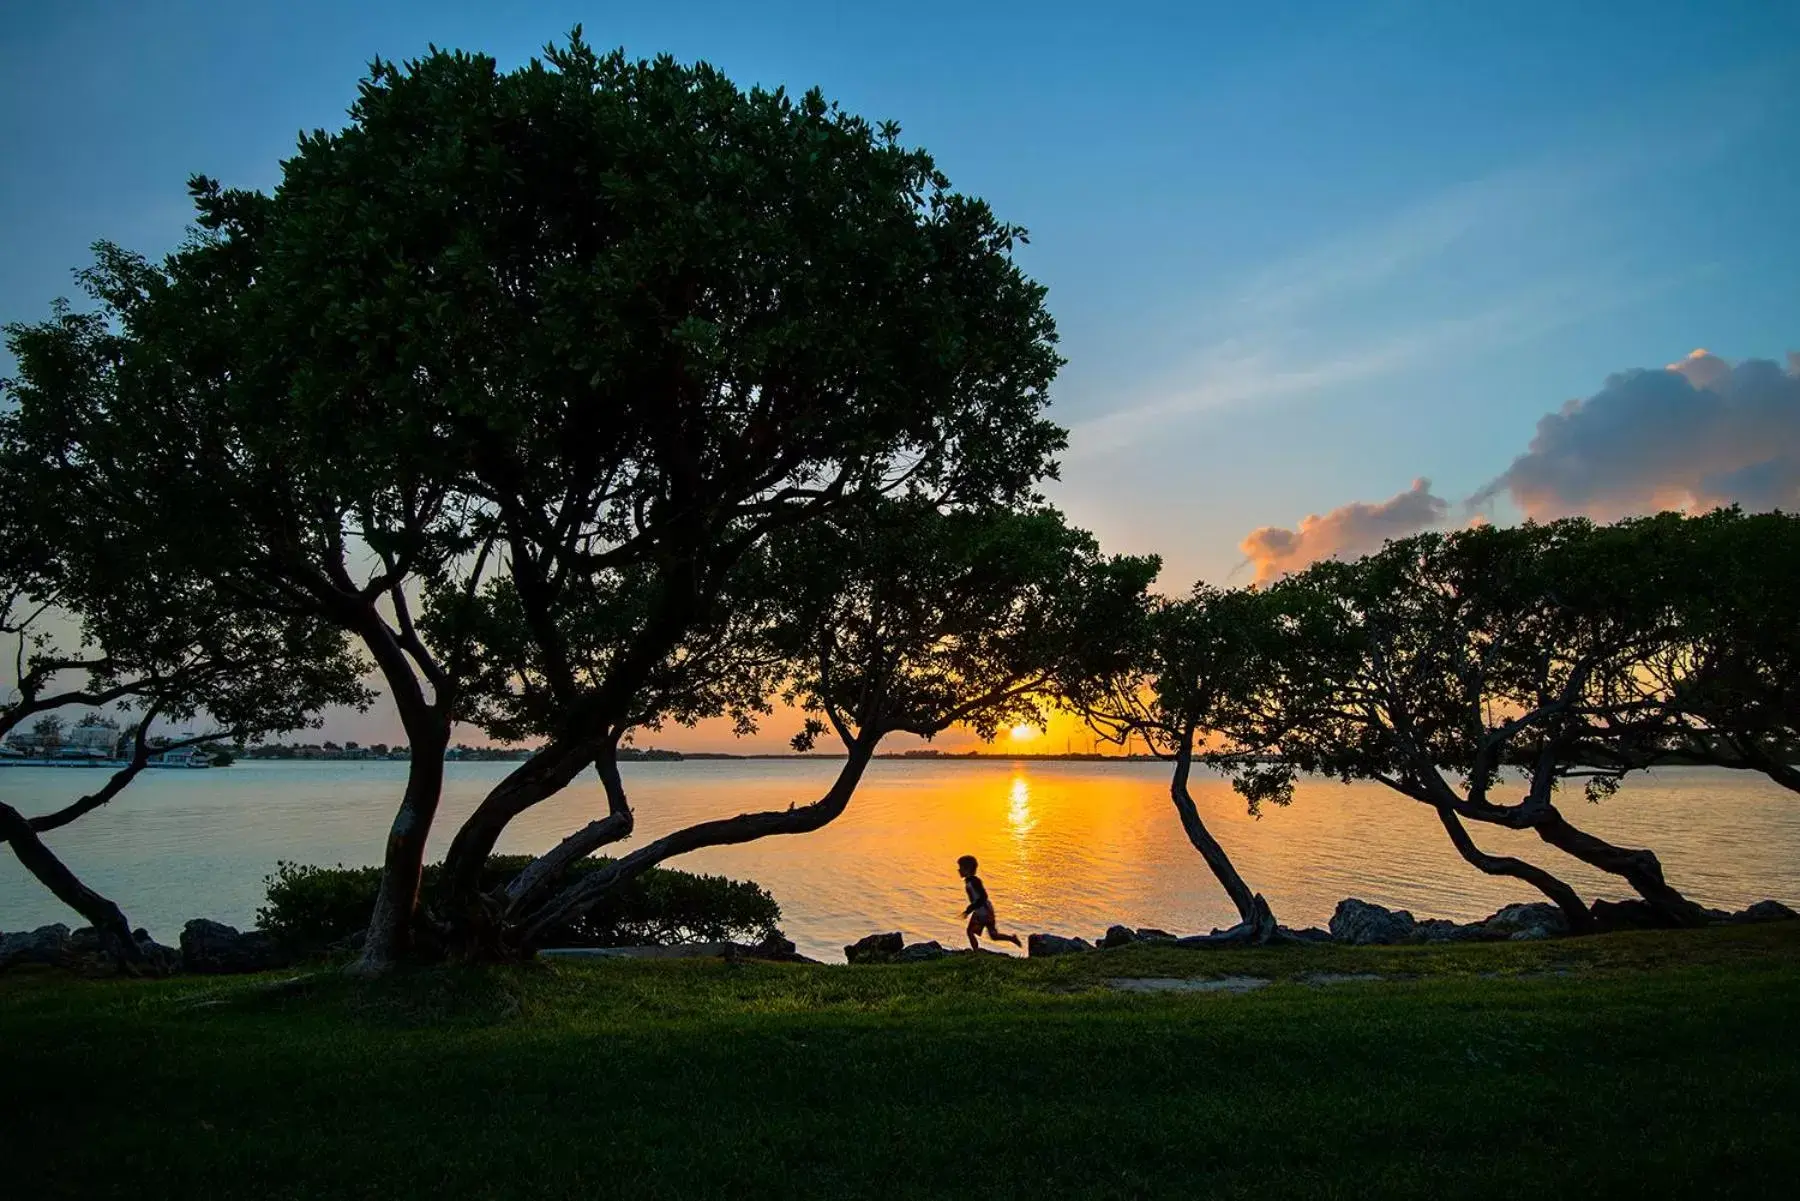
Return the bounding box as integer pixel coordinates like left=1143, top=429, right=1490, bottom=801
left=5, top=242, right=485, bottom=974
left=1229, top=521, right=1709, bottom=931
left=0, top=421, right=366, bottom=966
left=270, top=34, right=1064, bottom=956
left=1623, top=508, right=1800, bottom=793
left=510, top=502, right=1156, bottom=949
left=1063, top=584, right=1294, bottom=942
left=7, top=31, right=1066, bottom=969
left=28, top=713, right=65, bottom=751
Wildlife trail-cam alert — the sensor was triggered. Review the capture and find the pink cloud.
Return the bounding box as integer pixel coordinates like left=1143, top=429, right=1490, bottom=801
left=1239, top=478, right=1449, bottom=583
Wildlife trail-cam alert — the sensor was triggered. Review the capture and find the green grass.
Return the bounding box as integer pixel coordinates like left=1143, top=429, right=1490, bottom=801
left=4, top=924, right=1798, bottom=1200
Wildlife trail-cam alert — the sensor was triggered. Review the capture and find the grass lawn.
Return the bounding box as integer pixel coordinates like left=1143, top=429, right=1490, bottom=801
left=3, top=923, right=1797, bottom=1200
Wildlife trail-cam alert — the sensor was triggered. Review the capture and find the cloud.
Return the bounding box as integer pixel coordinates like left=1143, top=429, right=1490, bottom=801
left=1472, top=350, right=1800, bottom=520
left=1239, top=478, right=1449, bottom=583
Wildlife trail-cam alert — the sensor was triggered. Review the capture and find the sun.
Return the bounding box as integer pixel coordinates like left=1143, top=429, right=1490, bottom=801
left=1009, top=724, right=1036, bottom=741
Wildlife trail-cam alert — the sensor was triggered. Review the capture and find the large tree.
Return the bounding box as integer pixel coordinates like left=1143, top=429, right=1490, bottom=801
left=1230, top=521, right=1709, bottom=931
left=1062, top=583, right=1291, bottom=942
left=5, top=32, right=1066, bottom=970
left=293, top=36, right=1066, bottom=953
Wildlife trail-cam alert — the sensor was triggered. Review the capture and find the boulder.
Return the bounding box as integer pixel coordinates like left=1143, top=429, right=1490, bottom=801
left=1588, top=899, right=1664, bottom=933
left=1103, top=926, right=1177, bottom=947
left=0, top=924, right=71, bottom=970
left=896, top=940, right=948, bottom=963
left=179, top=919, right=288, bottom=974
left=1409, top=919, right=1480, bottom=944
left=54, top=925, right=181, bottom=974
left=843, top=931, right=904, bottom=964
left=131, top=929, right=183, bottom=975
left=746, top=930, right=800, bottom=961
left=1482, top=902, right=1570, bottom=937
left=1736, top=899, right=1798, bottom=924
left=1508, top=926, right=1553, bottom=941
left=1329, top=899, right=1416, bottom=946
left=1027, top=933, right=1093, bottom=958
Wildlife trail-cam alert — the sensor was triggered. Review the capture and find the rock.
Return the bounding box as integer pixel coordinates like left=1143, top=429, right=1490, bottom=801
left=132, top=930, right=182, bottom=975
left=748, top=930, right=799, bottom=961
left=53, top=925, right=181, bottom=974
left=0, top=924, right=71, bottom=970
left=1482, top=902, right=1570, bottom=937
left=843, top=931, right=904, bottom=964
left=1329, top=899, right=1416, bottom=946
left=1508, top=926, right=1553, bottom=941
left=1588, top=899, right=1664, bottom=933
left=1410, top=919, right=1473, bottom=944
left=179, top=919, right=288, bottom=974
left=1736, top=899, right=1798, bottom=924
left=1027, top=933, right=1094, bottom=958
left=896, top=940, right=948, bottom=963
left=1096, top=925, right=1179, bottom=949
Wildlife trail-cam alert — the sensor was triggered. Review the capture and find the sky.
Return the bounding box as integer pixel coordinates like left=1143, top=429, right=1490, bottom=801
left=3, top=1, right=1797, bottom=751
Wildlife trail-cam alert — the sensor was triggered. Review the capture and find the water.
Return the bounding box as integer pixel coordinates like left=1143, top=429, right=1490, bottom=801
left=4, top=759, right=1797, bottom=960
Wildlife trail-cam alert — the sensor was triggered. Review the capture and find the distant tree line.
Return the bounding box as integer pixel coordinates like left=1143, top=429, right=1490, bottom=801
left=3, top=33, right=1794, bottom=969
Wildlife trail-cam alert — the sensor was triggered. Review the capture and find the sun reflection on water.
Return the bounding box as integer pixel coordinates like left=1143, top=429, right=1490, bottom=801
left=1007, top=773, right=1035, bottom=838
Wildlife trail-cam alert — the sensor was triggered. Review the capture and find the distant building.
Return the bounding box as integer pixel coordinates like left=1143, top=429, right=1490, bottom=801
left=66, top=723, right=124, bottom=758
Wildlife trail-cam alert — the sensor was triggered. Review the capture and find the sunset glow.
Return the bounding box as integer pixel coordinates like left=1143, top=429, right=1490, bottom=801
left=1009, top=724, right=1036, bottom=741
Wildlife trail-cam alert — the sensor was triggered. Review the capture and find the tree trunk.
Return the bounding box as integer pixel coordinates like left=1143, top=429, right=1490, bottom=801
left=337, top=598, right=458, bottom=976
left=517, top=736, right=879, bottom=948
left=502, top=750, right=635, bottom=919
left=437, top=735, right=604, bottom=945
left=1531, top=806, right=1708, bottom=927
left=1170, top=742, right=1277, bottom=940
left=1, top=801, right=147, bottom=969
left=350, top=726, right=448, bottom=975
left=440, top=568, right=710, bottom=927
left=1433, top=804, right=1594, bottom=933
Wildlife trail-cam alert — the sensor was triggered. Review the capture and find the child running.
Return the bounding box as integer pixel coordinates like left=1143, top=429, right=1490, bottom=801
left=958, top=855, right=1023, bottom=951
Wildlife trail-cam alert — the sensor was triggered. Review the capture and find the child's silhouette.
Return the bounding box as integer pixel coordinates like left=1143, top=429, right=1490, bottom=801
left=958, top=855, right=1023, bottom=951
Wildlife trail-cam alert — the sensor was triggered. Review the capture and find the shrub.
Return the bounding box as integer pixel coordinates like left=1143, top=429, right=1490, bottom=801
left=257, top=857, right=782, bottom=954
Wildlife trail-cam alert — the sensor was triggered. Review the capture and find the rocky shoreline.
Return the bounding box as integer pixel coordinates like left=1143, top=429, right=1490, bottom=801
left=5, top=897, right=1795, bottom=977
left=839, top=896, right=1798, bottom=963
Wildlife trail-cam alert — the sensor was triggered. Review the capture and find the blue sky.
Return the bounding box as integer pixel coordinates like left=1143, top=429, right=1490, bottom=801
left=4, top=2, right=1798, bottom=744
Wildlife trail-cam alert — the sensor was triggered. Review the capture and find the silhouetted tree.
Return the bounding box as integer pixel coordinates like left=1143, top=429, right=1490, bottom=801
left=1063, top=584, right=1296, bottom=942
left=1625, top=508, right=1800, bottom=793
left=0, top=427, right=366, bottom=966
left=1229, top=521, right=1709, bottom=931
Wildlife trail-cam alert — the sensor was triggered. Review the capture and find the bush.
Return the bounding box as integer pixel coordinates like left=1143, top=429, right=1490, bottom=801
left=257, top=857, right=782, bottom=954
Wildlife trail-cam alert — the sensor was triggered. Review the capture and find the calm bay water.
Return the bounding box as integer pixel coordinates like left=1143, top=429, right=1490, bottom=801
left=3, top=759, right=1797, bottom=960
